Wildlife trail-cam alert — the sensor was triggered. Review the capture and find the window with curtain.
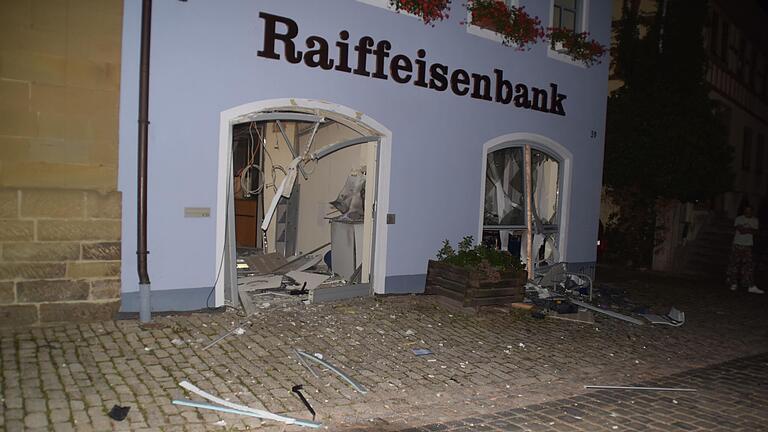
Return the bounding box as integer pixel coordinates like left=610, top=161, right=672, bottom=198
left=553, top=0, right=579, bottom=32
left=483, top=145, right=561, bottom=269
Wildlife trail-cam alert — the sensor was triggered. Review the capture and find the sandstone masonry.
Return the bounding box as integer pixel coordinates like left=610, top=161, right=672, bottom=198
left=0, top=188, right=121, bottom=326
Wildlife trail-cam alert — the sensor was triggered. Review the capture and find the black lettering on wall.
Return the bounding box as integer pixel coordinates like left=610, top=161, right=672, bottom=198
left=549, top=83, right=567, bottom=116
left=372, top=40, right=392, bottom=79
left=304, top=36, right=334, bottom=70
left=494, top=69, right=513, bottom=105
left=470, top=73, right=493, bottom=101
left=513, top=84, right=531, bottom=108
left=450, top=69, right=470, bottom=96
left=353, top=36, right=375, bottom=77
left=414, top=49, right=428, bottom=88
left=257, top=12, right=303, bottom=64
left=429, top=63, right=449, bottom=91
left=335, top=31, right=353, bottom=73
left=390, top=54, right=413, bottom=84
left=531, top=87, right=549, bottom=112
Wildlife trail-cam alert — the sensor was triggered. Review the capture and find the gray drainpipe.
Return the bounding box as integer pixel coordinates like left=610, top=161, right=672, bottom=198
left=137, top=0, right=152, bottom=323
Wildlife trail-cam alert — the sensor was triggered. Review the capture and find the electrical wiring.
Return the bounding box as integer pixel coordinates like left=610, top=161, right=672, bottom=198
left=241, top=122, right=265, bottom=197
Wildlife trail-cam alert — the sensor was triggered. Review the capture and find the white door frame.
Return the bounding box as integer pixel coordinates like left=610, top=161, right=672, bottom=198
left=214, top=98, right=392, bottom=306
left=477, top=132, right=573, bottom=262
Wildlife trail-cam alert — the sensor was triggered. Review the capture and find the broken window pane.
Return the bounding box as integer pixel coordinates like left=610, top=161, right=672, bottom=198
left=484, top=147, right=525, bottom=226
left=531, top=150, right=559, bottom=226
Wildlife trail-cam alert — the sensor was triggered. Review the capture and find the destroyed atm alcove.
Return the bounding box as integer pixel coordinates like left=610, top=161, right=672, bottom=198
left=214, top=100, right=391, bottom=310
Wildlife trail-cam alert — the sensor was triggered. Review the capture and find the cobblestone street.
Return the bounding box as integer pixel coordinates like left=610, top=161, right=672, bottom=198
left=1, top=268, right=767, bottom=431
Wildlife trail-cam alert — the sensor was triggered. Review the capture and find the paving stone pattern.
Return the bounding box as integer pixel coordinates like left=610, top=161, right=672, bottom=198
left=394, top=352, right=768, bottom=431
left=0, top=268, right=767, bottom=431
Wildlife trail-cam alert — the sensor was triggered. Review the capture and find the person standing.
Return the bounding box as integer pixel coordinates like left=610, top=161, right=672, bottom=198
left=728, top=205, right=763, bottom=294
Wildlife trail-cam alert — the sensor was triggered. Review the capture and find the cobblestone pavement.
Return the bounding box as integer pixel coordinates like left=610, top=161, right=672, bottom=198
left=394, top=352, right=768, bottom=432
left=1, top=267, right=767, bottom=431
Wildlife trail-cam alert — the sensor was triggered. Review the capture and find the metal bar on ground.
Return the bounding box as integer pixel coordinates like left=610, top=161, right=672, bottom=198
left=172, top=399, right=322, bottom=429
left=570, top=299, right=645, bottom=325
left=179, top=381, right=315, bottom=425
left=295, top=349, right=319, bottom=378
left=585, top=385, right=697, bottom=392
left=297, top=351, right=368, bottom=394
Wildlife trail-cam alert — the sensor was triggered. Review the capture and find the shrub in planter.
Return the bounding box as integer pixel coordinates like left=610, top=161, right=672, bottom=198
left=425, top=236, right=527, bottom=308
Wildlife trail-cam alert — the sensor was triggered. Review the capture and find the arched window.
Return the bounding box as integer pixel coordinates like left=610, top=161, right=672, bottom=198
left=483, top=144, right=563, bottom=273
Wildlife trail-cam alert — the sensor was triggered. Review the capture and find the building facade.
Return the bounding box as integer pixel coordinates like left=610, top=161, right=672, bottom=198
left=117, top=0, right=611, bottom=312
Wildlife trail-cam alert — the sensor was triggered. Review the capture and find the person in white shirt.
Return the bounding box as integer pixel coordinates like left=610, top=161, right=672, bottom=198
left=727, top=205, right=763, bottom=294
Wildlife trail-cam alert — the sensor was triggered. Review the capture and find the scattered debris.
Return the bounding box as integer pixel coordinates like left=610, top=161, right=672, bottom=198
left=585, top=385, right=697, bottom=392
left=546, top=309, right=595, bottom=324
left=570, top=299, right=644, bottom=325
left=510, top=302, right=534, bottom=310
left=404, top=329, right=415, bottom=336
left=213, top=419, right=227, bottom=427
left=640, top=307, right=685, bottom=326
left=171, top=338, right=184, bottom=346
left=177, top=381, right=322, bottom=428
left=295, top=349, right=320, bottom=378
left=107, top=405, right=130, bottom=421
left=292, top=385, right=316, bottom=420
left=202, top=321, right=252, bottom=351
left=296, top=350, right=368, bottom=394
left=412, top=348, right=433, bottom=356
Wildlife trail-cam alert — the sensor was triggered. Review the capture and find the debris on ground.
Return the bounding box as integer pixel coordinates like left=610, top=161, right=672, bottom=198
left=412, top=348, right=433, bottom=356
left=176, top=381, right=322, bottom=428
left=585, top=385, right=697, bottom=392
left=640, top=307, right=685, bottom=326
left=296, top=350, right=368, bottom=394
left=107, top=405, right=130, bottom=421
left=292, top=385, right=317, bottom=420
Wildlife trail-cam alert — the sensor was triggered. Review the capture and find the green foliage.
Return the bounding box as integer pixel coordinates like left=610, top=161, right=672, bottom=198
left=435, top=236, right=525, bottom=272
left=603, top=0, right=733, bottom=266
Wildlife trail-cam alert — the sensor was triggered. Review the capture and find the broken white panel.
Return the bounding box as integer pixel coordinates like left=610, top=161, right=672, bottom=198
left=285, top=270, right=332, bottom=291
left=261, top=157, right=302, bottom=232
left=238, top=275, right=283, bottom=291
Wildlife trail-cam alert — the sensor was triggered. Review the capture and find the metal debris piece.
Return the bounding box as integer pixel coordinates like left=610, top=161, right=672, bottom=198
left=640, top=307, right=685, bottom=326
left=295, top=349, right=319, bottom=378
left=570, top=299, right=644, bottom=325
left=297, top=350, right=368, bottom=394
left=412, top=348, right=433, bottom=356
left=585, top=385, right=697, bottom=392
left=178, top=381, right=321, bottom=428
left=107, top=405, right=130, bottom=421
left=292, top=385, right=316, bottom=420
left=202, top=321, right=252, bottom=351
left=173, top=399, right=322, bottom=429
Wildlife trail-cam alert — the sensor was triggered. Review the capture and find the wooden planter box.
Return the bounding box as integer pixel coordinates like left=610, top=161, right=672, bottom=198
left=425, top=260, right=526, bottom=308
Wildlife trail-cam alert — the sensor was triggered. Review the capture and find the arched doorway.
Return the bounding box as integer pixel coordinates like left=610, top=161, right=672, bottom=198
left=478, top=133, right=572, bottom=277
left=214, top=99, right=392, bottom=306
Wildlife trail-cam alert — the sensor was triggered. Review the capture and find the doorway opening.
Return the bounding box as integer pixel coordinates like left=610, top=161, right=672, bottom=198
left=479, top=135, right=571, bottom=277
left=215, top=101, right=390, bottom=310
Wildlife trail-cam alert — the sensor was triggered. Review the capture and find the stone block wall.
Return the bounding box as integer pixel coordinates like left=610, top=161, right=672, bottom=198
left=0, top=1, right=124, bottom=326
left=0, top=188, right=121, bottom=326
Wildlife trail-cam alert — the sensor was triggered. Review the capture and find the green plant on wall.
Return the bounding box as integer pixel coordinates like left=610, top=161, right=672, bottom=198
left=436, top=236, right=525, bottom=272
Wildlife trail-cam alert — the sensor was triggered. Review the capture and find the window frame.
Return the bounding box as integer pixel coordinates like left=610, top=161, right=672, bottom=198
left=481, top=139, right=569, bottom=271
left=546, top=0, right=590, bottom=68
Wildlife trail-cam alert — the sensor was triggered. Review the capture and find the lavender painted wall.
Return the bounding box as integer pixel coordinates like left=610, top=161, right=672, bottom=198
left=118, top=0, right=610, bottom=307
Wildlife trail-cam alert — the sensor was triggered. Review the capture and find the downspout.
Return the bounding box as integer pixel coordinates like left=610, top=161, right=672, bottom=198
left=137, top=0, right=152, bottom=323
